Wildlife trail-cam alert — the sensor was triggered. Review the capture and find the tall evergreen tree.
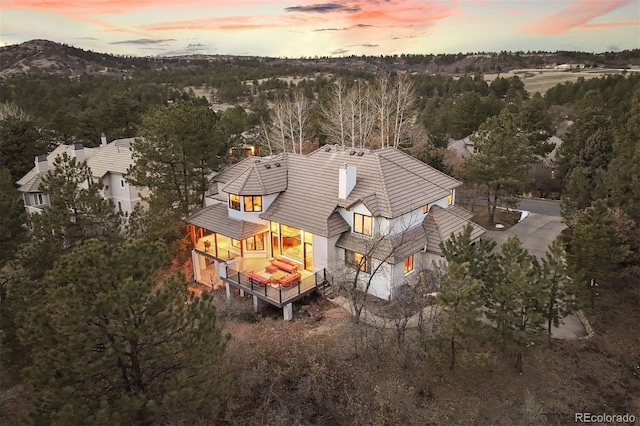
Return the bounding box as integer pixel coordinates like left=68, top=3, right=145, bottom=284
left=461, top=109, right=535, bottom=224
left=19, top=239, right=229, bottom=425
left=539, top=238, right=574, bottom=336
left=437, top=262, right=483, bottom=371
left=485, top=236, right=545, bottom=373
left=566, top=201, right=629, bottom=309
left=22, top=152, right=123, bottom=278
left=127, top=100, right=227, bottom=238
left=0, top=167, right=26, bottom=277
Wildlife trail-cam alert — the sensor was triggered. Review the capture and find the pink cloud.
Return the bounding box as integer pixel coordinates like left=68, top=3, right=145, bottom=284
left=519, top=0, right=633, bottom=35
left=581, top=21, right=640, bottom=29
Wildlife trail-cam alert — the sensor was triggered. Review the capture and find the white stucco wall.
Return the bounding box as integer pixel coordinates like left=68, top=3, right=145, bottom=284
left=227, top=193, right=277, bottom=224
left=337, top=203, right=372, bottom=232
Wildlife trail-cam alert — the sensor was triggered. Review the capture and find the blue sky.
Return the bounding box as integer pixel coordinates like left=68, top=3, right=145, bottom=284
left=1, top=1, right=638, bottom=57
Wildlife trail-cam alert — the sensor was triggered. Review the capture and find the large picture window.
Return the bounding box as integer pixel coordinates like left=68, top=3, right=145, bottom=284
left=346, top=249, right=370, bottom=273
left=229, top=194, right=241, bottom=211
left=244, top=196, right=262, bottom=212
left=353, top=213, right=372, bottom=236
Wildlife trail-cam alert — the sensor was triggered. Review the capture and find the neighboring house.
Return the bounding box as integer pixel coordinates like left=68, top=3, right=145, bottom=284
left=16, top=135, right=147, bottom=215
left=186, top=144, right=485, bottom=320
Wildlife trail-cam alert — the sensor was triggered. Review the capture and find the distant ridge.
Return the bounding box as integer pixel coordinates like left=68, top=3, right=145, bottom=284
left=1, top=39, right=639, bottom=80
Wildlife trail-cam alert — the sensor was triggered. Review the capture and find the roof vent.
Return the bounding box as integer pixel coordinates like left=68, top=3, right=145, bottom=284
left=349, top=150, right=356, bottom=155
left=265, top=164, right=271, bottom=169
left=275, top=162, right=281, bottom=167
left=324, top=146, right=331, bottom=152
left=254, top=159, right=261, bottom=163
left=357, top=151, right=364, bottom=156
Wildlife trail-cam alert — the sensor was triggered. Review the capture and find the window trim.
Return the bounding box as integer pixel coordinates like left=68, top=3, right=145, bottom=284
left=353, top=213, right=373, bottom=236
left=404, top=254, right=414, bottom=275
left=346, top=249, right=371, bottom=273
left=243, top=195, right=262, bottom=212
left=245, top=234, right=265, bottom=251
left=229, top=193, right=241, bottom=211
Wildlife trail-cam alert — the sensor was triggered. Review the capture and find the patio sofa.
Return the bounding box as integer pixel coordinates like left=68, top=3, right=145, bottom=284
left=279, top=272, right=301, bottom=287
left=246, top=271, right=269, bottom=287
left=271, top=257, right=298, bottom=273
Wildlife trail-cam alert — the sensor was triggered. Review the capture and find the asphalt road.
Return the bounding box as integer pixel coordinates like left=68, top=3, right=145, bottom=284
left=456, top=191, right=562, bottom=216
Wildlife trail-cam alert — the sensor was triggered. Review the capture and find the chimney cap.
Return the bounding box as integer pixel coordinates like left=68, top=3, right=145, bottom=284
left=73, top=143, right=83, bottom=150
left=37, top=155, right=47, bottom=162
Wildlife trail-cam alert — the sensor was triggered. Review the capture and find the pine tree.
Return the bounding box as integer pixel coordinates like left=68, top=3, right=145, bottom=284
left=485, top=236, right=546, bottom=373
left=462, top=109, right=536, bottom=224
left=437, top=262, right=483, bottom=371
left=127, top=100, right=227, bottom=239
left=566, top=201, right=629, bottom=309
left=19, top=239, right=229, bottom=425
left=539, top=238, right=574, bottom=336
left=22, top=152, right=123, bottom=278
left=440, top=223, right=497, bottom=284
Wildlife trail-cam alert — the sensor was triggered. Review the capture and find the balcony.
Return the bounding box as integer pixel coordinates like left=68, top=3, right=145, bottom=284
left=223, top=263, right=332, bottom=308
left=193, top=234, right=240, bottom=261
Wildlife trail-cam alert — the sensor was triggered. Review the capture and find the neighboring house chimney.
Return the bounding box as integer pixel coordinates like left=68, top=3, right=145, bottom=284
left=72, top=143, right=85, bottom=163
left=35, top=156, right=48, bottom=174
left=339, top=163, right=357, bottom=199
left=100, top=132, right=107, bottom=146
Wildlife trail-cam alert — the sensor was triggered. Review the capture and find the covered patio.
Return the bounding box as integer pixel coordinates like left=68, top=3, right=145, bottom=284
left=187, top=203, right=268, bottom=288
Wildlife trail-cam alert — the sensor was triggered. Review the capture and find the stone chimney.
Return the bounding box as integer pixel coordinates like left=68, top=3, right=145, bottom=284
left=338, top=163, right=357, bottom=199
left=100, top=132, right=107, bottom=146
left=72, top=143, right=85, bottom=163
left=35, top=156, right=48, bottom=174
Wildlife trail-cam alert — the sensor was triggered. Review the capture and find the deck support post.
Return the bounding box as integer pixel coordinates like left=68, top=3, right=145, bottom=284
left=253, top=295, right=267, bottom=312
left=283, top=303, right=293, bottom=321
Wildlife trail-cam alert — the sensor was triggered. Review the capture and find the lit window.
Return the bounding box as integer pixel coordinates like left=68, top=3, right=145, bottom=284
left=229, top=194, right=241, bottom=210
left=346, top=250, right=370, bottom=273
left=245, top=234, right=265, bottom=251
left=404, top=255, right=414, bottom=275
left=423, top=204, right=428, bottom=214
left=353, top=213, right=372, bottom=236
left=447, top=191, right=453, bottom=206
left=231, top=239, right=241, bottom=248
left=244, top=196, right=262, bottom=212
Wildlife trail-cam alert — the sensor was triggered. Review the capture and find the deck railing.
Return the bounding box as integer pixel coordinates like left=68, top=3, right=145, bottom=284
left=226, top=266, right=320, bottom=305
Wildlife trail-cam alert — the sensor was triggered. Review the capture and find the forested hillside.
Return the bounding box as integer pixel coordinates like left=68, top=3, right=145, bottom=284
left=1, top=40, right=639, bottom=424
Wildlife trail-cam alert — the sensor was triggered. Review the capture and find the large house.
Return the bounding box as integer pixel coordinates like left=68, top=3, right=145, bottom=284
left=16, top=135, right=146, bottom=215
left=187, top=145, right=485, bottom=320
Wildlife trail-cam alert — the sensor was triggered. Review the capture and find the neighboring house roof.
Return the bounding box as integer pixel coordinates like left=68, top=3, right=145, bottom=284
left=186, top=203, right=268, bottom=240
left=222, top=157, right=288, bottom=195
left=257, top=145, right=460, bottom=237
left=16, top=144, right=99, bottom=193
left=16, top=139, right=136, bottom=194
left=87, top=138, right=135, bottom=177
left=423, top=205, right=485, bottom=255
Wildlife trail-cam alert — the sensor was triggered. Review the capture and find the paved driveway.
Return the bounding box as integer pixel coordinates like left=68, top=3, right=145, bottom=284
left=483, top=213, right=567, bottom=259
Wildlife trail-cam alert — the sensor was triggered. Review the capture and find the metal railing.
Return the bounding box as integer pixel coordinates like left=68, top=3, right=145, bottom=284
left=226, top=266, right=322, bottom=305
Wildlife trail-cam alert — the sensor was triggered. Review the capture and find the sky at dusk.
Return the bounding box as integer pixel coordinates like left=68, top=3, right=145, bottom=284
left=1, top=1, right=638, bottom=57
